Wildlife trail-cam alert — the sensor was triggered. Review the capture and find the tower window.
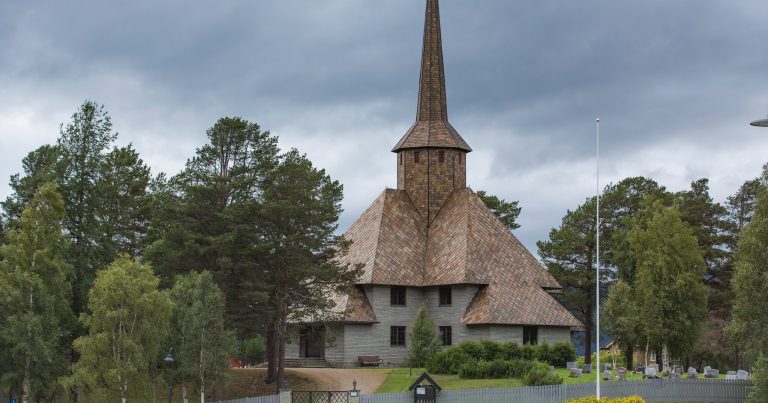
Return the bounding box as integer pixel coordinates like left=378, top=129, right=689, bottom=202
left=414, top=151, right=420, bottom=163
left=400, top=154, right=403, bottom=165
left=440, top=326, right=452, bottom=346
left=523, top=326, right=538, bottom=345
left=439, top=286, right=452, bottom=306
left=390, top=286, right=406, bottom=306
left=391, top=326, right=406, bottom=346
left=438, top=151, right=445, bottom=163
left=458, top=153, right=462, bottom=165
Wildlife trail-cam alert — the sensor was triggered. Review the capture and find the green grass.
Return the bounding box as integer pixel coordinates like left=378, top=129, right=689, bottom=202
left=376, top=367, right=734, bottom=393
left=377, top=368, right=523, bottom=393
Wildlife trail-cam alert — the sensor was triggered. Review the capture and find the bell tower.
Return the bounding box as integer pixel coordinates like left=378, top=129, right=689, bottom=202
left=393, top=0, right=472, bottom=226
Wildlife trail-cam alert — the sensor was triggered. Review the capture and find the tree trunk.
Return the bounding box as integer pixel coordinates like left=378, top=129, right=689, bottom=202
left=266, top=323, right=278, bottom=383
left=583, top=311, right=593, bottom=365
left=151, top=379, right=157, bottom=403
left=182, top=384, right=188, bottom=403
left=23, top=291, right=33, bottom=403
left=624, top=344, right=634, bottom=370
left=662, top=344, right=671, bottom=373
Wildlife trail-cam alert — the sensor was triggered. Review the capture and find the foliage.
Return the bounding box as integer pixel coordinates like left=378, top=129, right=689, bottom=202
left=69, top=257, right=173, bottom=401
left=751, top=355, right=768, bottom=403
left=603, top=280, right=641, bottom=366
left=170, top=271, right=237, bottom=401
left=406, top=304, right=440, bottom=367
left=426, top=340, right=575, bottom=374
left=1, top=101, right=153, bottom=317
left=425, top=347, right=472, bottom=374
left=727, top=189, right=768, bottom=361
left=564, top=396, right=646, bottom=403
left=631, top=201, right=707, bottom=363
left=240, top=335, right=266, bottom=365
left=0, top=183, right=73, bottom=401
left=476, top=190, right=522, bottom=230
left=521, top=361, right=563, bottom=386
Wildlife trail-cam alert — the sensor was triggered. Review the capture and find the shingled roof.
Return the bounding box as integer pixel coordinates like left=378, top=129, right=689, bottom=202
left=335, top=188, right=582, bottom=328
left=392, top=0, right=471, bottom=153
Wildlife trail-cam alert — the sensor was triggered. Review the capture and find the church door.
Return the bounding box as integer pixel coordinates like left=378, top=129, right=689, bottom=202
left=300, top=326, right=325, bottom=358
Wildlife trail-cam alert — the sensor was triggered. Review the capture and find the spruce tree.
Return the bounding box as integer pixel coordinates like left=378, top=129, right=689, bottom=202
left=406, top=304, right=440, bottom=368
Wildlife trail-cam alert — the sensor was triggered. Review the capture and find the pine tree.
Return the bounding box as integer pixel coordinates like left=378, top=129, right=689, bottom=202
left=476, top=191, right=522, bottom=230
left=406, top=304, right=440, bottom=368
left=0, top=183, right=73, bottom=402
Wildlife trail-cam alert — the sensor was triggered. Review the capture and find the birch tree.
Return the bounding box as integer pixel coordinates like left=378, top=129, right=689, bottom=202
left=70, top=257, right=172, bottom=402
left=0, top=183, right=73, bottom=402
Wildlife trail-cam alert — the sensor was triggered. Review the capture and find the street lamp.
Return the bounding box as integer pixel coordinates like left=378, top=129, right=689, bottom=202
left=751, top=116, right=768, bottom=127
left=165, top=351, right=175, bottom=403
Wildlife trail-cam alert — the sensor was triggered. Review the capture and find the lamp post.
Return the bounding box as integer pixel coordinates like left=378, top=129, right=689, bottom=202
left=165, top=351, right=175, bottom=403
left=751, top=116, right=768, bottom=127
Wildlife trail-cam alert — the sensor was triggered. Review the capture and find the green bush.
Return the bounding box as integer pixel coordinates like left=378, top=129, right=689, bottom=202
left=535, top=343, right=554, bottom=364
left=522, top=361, right=563, bottom=386
left=519, top=343, right=536, bottom=361
left=479, top=339, right=503, bottom=361
left=425, top=347, right=472, bottom=374
left=507, top=359, right=537, bottom=378
left=551, top=342, right=577, bottom=367
left=240, top=335, right=266, bottom=365
left=500, top=341, right=521, bottom=360
left=457, top=340, right=484, bottom=359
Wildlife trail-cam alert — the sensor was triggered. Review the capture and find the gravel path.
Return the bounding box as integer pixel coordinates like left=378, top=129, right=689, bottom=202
left=289, top=368, right=389, bottom=394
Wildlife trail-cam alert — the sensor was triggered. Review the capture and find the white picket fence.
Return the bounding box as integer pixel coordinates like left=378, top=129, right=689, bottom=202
left=218, top=394, right=281, bottom=403
left=360, top=379, right=752, bottom=403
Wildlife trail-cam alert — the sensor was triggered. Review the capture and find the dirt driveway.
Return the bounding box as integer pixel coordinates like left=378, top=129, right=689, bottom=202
left=289, top=368, right=389, bottom=394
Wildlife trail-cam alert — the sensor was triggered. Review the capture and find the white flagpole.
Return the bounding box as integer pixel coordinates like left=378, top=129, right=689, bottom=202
left=596, top=117, right=601, bottom=399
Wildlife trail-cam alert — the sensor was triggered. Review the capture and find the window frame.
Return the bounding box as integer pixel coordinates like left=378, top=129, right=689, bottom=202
left=390, top=326, right=406, bottom=346
left=414, top=151, right=420, bottom=163
left=523, top=326, right=538, bottom=345
left=390, top=286, right=407, bottom=306
left=439, top=326, right=452, bottom=346
left=438, top=286, right=452, bottom=306
left=438, top=150, right=445, bottom=163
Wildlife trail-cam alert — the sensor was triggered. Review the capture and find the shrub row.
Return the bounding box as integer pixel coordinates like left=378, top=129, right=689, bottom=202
left=457, top=359, right=563, bottom=386
left=425, top=340, right=576, bottom=374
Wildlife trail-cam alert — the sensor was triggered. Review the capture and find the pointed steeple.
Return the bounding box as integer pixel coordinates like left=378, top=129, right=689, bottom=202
left=417, top=0, right=448, bottom=122
left=392, top=0, right=471, bottom=152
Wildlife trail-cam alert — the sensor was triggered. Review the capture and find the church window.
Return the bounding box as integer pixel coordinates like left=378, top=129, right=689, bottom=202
left=438, top=151, right=445, bottom=163
left=439, top=286, right=452, bottom=306
left=523, top=326, right=538, bottom=345
left=440, top=326, right=452, bottom=346
left=390, top=286, right=406, bottom=306
left=400, top=154, right=403, bottom=165
left=391, top=326, right=406, bottom=346
left=458, top=153, right=462, bottom=164
left=414, top=151, right=421, bottom=163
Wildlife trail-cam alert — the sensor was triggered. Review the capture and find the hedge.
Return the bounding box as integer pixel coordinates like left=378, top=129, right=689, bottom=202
left=426, top=340, right=576, bottom=373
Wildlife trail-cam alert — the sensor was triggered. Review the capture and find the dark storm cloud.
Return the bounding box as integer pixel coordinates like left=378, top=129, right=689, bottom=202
left=1, top=0, right=767, bottom=252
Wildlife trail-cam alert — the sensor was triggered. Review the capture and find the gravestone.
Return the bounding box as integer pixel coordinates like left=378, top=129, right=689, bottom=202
left=705, top=368, right=719, bottom=378
left=737, top=370, right=750, bottom=380
left=726, top=374, right=737, bottom=380
left=671, top=372, right=681, bottom=379
left=567, top=362, right=578, bottom=370
left=569, top=368, right=583, bottom=378
left=645, top=367, right=658, bottom=378
left=617, top=367, right=627, bottom=380
left=727, top=370, right=737, bottom=376
left=582, top=364, right=592, bottom=374
left=602, top=371, right=612, bottom=380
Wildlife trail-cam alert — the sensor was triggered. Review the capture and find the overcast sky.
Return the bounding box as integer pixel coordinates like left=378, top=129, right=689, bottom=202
left=1, top=0, right=767, bottom=253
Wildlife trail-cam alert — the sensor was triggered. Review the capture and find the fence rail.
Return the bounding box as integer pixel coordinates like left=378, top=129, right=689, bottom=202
left=360, top=379, right=752, bottom=403
left=218, top=394, right=280, bottom=403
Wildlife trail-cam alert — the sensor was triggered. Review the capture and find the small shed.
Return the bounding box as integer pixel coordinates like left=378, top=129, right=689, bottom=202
left=408, top=373, right=442, bottom=403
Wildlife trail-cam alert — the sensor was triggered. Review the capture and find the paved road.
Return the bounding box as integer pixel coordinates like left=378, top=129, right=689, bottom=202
left=290, top=368, right=389, bottom=394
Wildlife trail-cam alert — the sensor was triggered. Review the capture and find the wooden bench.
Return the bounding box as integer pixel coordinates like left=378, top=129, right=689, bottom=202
left=358, top=355, right=383, bottom=366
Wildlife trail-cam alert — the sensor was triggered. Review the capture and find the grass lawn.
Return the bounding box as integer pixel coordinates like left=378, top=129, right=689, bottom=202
left=376, top=368, right=731, bottom=393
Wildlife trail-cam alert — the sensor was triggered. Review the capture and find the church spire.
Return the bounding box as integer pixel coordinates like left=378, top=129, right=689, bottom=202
left=392, top=0, right=471, bottom=153
left=417, top=0, right=448, bottom=122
